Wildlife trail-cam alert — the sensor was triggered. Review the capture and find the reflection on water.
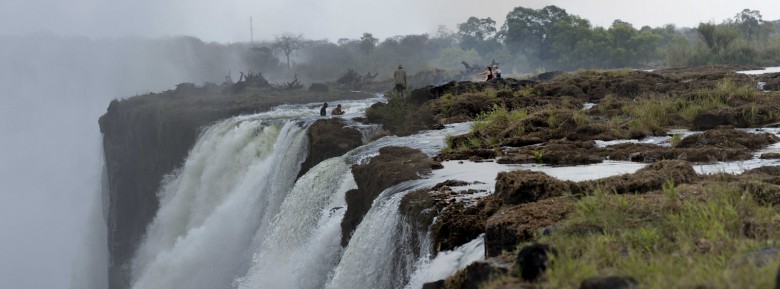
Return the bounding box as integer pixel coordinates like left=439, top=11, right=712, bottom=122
left=737, top=66, right=780, bottom=75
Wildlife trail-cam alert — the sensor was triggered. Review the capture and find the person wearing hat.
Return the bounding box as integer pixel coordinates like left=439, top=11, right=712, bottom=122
left=393, top=64, right=407, bottom=97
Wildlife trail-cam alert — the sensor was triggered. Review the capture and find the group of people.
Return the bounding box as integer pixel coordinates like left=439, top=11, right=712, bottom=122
left=319, top=63, right=501, bottom=115
left=484, top=64, right=502, bottom=81
left=319, top=102, right=344, bottom=116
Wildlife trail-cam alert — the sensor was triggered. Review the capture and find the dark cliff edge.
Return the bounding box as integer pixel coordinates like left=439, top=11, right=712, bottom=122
left=298, top=118, right=364, bottom=179
left=98, top=84, right=372, bottom=289
left=340, top=146, right=442, bottom=246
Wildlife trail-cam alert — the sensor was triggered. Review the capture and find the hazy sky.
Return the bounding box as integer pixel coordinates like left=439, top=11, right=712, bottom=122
left=1, top=0, right=779, bottom=43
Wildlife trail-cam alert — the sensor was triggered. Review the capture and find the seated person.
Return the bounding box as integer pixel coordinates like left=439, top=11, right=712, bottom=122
left=331, top=104, right=345, bottom=115
left=320, top=102, right=328, bottom=116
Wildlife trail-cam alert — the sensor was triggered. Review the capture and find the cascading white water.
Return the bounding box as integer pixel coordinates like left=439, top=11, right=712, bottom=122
left=130, top=115, right=309, bottom=289
left=235, top=157, right=356, bottom=289
left=325, top=183, right=429, bottom=289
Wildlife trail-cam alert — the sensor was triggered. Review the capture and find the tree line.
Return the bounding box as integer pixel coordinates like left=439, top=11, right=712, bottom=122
left=209, top=6, right=780, bottom=84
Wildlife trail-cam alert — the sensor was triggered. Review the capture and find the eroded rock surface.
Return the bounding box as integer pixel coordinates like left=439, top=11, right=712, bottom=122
left=298, top=118, right=363, bottom=178
left=341, top=146, right=440, bottom=246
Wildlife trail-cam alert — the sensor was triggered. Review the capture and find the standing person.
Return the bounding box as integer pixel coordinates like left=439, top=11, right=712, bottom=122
left=493, top=65, right=502, bottom=78
left=484, top=66, right=493, bottom=81
left=394, top=65, right=407, bottom=97
left=320, top=102, right=328, bottom=116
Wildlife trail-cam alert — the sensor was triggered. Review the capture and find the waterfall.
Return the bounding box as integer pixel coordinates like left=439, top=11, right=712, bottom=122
left=127, top=99, right=477, bottom=289
left=325, top=183, right=430, bottom=289
left=235, top=157, right=356, bottom=289
left=130, top=115, right=309, bottom=289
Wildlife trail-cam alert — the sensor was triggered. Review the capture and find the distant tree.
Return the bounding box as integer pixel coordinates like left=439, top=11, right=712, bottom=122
left=272, top=32, right=305, bottom=71
left=360, top=32, right=378, bottom=59
left=457, top=17, right=500, bottom=55
left=734, top=9, right=763, bottom=41
left=503, top=5, right=570, bottom=65
left=696, top=23, right=719, bottom=52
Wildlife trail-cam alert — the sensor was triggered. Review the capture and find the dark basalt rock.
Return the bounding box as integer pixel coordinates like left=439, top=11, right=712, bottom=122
left=516, top=244, right=556, bottom=282
left=442, top=261, right=510, bottom=289
left=494, top=171, right=574, bottom=205
left=761, top=153, right=780, bottom=159
left=677, top=128, right=779, bottom=150
left=581, top=160, right=698, bottom=194
left=341, top=146, right=438, bottom=246
left=297, top=118, right=362, bottom=178
left=422, top=280, right=445, bottom=289
left=486, top=198, right=573, bottom=257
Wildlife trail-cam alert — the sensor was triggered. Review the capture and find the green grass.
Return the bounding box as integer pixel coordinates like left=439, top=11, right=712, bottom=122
left=472, top=104, right=528, bottom=140
left=536, top=182, right=780, bottom=289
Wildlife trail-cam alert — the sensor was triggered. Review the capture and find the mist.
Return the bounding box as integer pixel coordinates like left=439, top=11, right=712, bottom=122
left=0, top=33, right=249, bottom=289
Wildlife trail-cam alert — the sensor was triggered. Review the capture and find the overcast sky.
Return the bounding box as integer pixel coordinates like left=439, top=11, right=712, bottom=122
left=1, top=0, right=779, bottom=43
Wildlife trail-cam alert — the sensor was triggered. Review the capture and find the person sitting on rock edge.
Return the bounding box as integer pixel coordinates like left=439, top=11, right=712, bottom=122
left=484, top=66, right=493, bottom=81
left=331, top=104, right=345, bottom=116
left=320, top=102, right=328, bottom=116
left=493, top=64, right=502, bottom=78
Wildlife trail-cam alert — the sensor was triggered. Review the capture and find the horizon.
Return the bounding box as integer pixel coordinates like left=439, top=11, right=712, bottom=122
left=1, top=1, right=779, bottom=43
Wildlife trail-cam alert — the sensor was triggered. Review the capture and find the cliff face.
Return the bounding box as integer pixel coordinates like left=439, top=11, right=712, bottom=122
left=98, top=85, right=372, bottom=289
left=99, top=96, right=262, bottom=289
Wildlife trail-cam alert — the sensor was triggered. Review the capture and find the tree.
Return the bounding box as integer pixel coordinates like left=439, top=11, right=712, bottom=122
left=272, top=32, right=304, bottom=71
left=734, top=9, right=762, bottom=41
left=457, top=17, right=500, bottom=55
left=360, top=32, right=378, bottom=59
left=503, top=5, right=570, bottom=65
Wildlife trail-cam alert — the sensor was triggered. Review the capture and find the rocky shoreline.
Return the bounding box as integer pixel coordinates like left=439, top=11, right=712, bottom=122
left=101, top=65, right=780, bottom=289
left=370, top=66, right=780, bottom=289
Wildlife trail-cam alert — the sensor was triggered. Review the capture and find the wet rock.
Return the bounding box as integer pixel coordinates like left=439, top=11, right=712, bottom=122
left=677, top=128, right=779, bottom=151
left=531, top=141, right=602, bottom=165
left=341, top=146, right=438, bottom=246
left=676, top=147, right=753, bottom=162
left=599, top=143, right=674, bottom=163
left=496, top=152, right=536, bottom=164
left=516, top=244, right=556, bottom=282
left=583, top=160, right=698, bottom=194
left=431, top=202, right=492, bottom=252
left=580, top=276, right=638, bottom=289
left=495, top=171, right=574, bottom=205
left=422, top=280, right=445, bottom=289
left=692, top=109, right=746, bottom=130
left=298, top=118, right=363, bottom=178
left=399, top=189, right=442, bottom=233
left=498, top=136, right=545, bottom=147
left=434, top=180, right=471, bottom=190
left=761, top=153, right=780, bottom=159
left=742, top=166, right=780, bottom=185
left=443, top=261, right=510, bottom=289
left=438, top=148, right=498, bottom=161
left=485, top=198, right=574, bottom=257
